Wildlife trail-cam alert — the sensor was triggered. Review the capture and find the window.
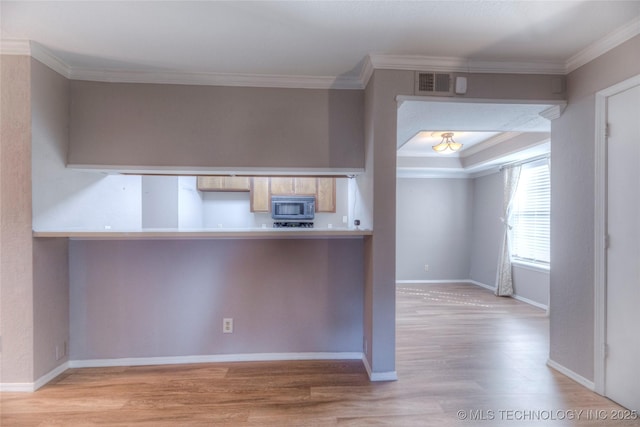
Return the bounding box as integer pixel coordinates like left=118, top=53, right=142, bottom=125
left=510, top=159, right=550, bottom=266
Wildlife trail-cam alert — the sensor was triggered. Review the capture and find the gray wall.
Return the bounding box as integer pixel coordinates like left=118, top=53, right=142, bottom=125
left=33, top=238, right=69, bottom=378
left=69, top=239, right=364, bottom=360
left=397, top=172, right=550, bottom=308
left=30, top=58, right=71, bottom=379
left=0, top=55, right=34, bottom=384
left=69, top=82, right=364, bottom=171
left=469, top=171, right=549, bottom=307
left=141, top=176, right=179, bottom=228
left=550, top=34, right=640, bottom=381
left=396, top=178, right=473, bottom=281
left=469, top=172, right=504, bottom=286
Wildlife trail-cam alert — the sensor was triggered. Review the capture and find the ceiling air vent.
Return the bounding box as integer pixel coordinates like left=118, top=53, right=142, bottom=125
left=415, top=72, right=454, bottom=96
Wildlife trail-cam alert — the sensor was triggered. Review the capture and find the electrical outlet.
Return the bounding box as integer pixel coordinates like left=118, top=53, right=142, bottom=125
left=223, top=318, right=233, bottom=334
left=55, top=341, right=68, bottom=361
left=363, top=338, right=368, bottom=355
left=424, top=264, right=429, bottom=272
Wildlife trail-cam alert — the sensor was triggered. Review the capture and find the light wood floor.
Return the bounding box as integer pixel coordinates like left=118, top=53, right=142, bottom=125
left=2, top=283, right=638, bottom=426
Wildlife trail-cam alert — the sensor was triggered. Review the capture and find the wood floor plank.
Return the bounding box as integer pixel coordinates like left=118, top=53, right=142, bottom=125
left=2, top=283, right=637, bottom=426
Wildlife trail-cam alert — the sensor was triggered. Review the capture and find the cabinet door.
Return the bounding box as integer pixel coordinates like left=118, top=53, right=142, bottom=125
left=250, top=177, right=270, bottom=212
left=294, top=177, right=317, bottom=195
left=197, top=176, right=250, bottom=192
left=316, top=178, right=336, bottom=212
left=270, top=177, right=294, bottom=195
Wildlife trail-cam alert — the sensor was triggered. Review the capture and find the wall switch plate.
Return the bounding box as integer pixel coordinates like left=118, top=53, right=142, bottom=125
left=424, top=264, right=429, bottom=272
left=223, top=318, right=233, bottom=334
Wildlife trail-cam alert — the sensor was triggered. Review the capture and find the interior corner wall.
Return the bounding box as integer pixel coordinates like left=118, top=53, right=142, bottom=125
left=31, top=65, right=142, bottom=233
left=550, top=34, right=640, bottom=381
left=469, top=172, right=503, bottom=286
left=363, top=69, right=414, bottom=376
left=30, top=58, right=72, bottom=380
left=0, top=54, right=34, bottom=384
left=396, top=177, right=473, bottom=281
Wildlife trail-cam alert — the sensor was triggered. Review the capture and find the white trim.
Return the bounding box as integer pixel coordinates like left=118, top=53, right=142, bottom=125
left=33, top=362, right=69, bottom=391
left=361, top=356, right=398, bottom=382
left=547, top=358, right=595, bottom=391
left=369, top=54, right=566, bottom=75
left=467, top=280, right=496, bottom=292
left=594, top=86, right=607, bottom=396
left=30, top=42, right=72, bottom=78
left=396, top=168, right=469, bottom=179
left=512, top=294, right=548, bottom=311
left=69, top=67, right=362, bottom=90
left=539, top=104, right=567, bottom=121
left=396, top=279, right=474, bottom=285
left=566, top=16, right=640, bottom=73
left=359, top=55, right=375, bottom=88
left=459, top=132, right=524, bottom=158
left=0, top=382, right=35, bottom=392
left=67, top=352, right=363, bottom=369
left=0, top=362, right=69, bottom=392
left=0, top=39, right=31, bottom=55
left=593, top=73, right=640, bottom=396
left=511, top=260, right=550, bottom=273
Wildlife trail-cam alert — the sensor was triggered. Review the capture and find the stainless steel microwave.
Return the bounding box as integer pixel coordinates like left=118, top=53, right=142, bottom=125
left=271, top=195, right=315, bottom=220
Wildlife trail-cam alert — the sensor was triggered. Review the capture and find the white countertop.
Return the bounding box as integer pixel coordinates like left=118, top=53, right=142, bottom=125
left=33, top=228, right=372, bottom=240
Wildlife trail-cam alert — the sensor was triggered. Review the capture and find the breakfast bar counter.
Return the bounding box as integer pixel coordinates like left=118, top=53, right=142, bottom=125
left=33, top=228, right=372, bottom=240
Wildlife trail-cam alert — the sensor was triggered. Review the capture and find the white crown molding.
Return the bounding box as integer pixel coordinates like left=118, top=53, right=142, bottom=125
left=397, top=167, right=470, bottom=179
left=566, top=15, right=640, bottom=73
left=369, top=53, right=566, bottom=75
left=0, top=39, right=31, bottom=55
left=459, top=131, right=524, bottom=158
left=539, top=103, right=567, bottom=121
left=30, top=42, right=72, bottom=78
left=69, top=67, right=362, bottom=90
left=359, top=55, right=374, bottom=88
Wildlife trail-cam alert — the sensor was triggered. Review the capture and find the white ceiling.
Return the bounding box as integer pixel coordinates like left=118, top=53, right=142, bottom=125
left=2, top=1, right=638, bottom=176
left=2, top=1, right=639, bottom=87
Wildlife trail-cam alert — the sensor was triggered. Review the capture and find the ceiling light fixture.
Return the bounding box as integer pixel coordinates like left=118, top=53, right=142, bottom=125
left=432, top=132, right=463, bottom=154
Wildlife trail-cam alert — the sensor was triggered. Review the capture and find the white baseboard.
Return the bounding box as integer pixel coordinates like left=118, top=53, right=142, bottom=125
left=513, top=294, right=548, bottom=310
left=361, top=355, right=398, bottom=382
left=2, top=353, right=368, bottom=391
left=0, top=361, right=69, bottom=392
left=397, top=279, right=476, bottom=285
left=547, top=358, right=595, bottom=391
left=467, top=280, right=496, bottom=292
left=68, top=352, right=363, bottom=369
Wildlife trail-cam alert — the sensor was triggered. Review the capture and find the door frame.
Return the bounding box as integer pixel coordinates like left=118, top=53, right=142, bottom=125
left=594, top=73, right=640, bottom=396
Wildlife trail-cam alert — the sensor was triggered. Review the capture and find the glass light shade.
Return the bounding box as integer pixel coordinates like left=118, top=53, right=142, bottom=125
left=432, top=132, right=462, bottom=154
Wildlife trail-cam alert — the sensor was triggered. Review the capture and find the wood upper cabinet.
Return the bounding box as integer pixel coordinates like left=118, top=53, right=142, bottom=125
left=294, top=177, right=317, bottom=195
left=270, top=177, right=295, bottom=195
left=250, top=177, right=270, bottom=212
left=316, top=178, right=336, bottom=212
left=197, top=176, right=250, bottom=192
left=249, top=177, right=336, bottom=213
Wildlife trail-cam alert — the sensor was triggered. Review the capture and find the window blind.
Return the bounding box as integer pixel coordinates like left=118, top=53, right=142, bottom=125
left=511, top=159, right=550, bottom=265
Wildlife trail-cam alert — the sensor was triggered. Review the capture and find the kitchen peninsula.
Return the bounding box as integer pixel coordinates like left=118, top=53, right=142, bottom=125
left=5, top=56, right=399, bottom=393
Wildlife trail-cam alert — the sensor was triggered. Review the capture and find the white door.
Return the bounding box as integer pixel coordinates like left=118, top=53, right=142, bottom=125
left=606, top=83, right=640, bottom=411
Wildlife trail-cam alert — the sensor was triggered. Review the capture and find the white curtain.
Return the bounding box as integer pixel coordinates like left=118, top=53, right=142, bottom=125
left=496, top=165, right=522, bottom=296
